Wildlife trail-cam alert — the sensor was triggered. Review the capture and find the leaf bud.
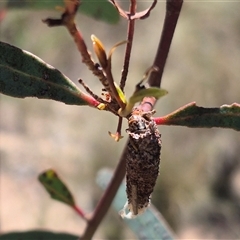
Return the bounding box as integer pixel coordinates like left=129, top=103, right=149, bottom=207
left=91, top=35, right=108, bottom=69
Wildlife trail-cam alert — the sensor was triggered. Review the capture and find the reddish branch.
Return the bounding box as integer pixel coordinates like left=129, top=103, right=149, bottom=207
left=82, top=0, right=184, bottom=239
left=43, top=1, right=121, bottom=115
left=148, top=0, right=183, bottom=87
left=82, top=146, right=128, bottom=239
left=44, top=0, right=184, bottom=239
left=120, top=0, right=136, bottom=90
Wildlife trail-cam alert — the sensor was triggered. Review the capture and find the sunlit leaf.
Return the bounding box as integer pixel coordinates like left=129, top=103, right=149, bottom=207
left=0, top=231, right=79, bottom=240
left=155, top=102, right=240, bottom=131
left=114, top=82, right=127, bottom=104
left=38, top=169, right=75, bottom=206
left=6, top=0, right=119, bottom=24
left=0, top=41, right=99, bottom=107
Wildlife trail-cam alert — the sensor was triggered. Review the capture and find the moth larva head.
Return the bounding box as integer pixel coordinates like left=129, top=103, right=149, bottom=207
left=128, top=115, right=147, bottom=132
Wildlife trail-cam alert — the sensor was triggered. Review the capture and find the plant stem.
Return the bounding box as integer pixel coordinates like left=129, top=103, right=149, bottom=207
left=81, top=144, right=128, bottom=240
left=82, top=1, right=183, bottom=239
left=148, top=0, right=183, bottom=87
left=120, top=0, right=136, bottom=90
left=73, top=205, right=87, bottom=221
left=138, top=97, right=157, bottom=112
left=64, top=23, right=112, bottom=95
left=104, top=66, right=126, bottom=110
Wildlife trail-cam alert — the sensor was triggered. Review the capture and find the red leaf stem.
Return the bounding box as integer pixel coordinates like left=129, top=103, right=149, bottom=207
left=73, top=205, right=87, bottom=220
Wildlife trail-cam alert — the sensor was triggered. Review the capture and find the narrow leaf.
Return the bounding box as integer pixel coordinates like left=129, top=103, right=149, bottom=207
left=6, top=0, right=119, bottom=24
left=38, top=169, right=75, bottom=206
left=0, top=41, right=99, bottom=107
left=0, top=231, right=79, bottom=240
left=108, top=40, right=128, bottom=67
left=155, top=102, right=240, bottom=131
left=114, top=82, right=127, bottom=104
left=96, top=168, right=176, bottom=240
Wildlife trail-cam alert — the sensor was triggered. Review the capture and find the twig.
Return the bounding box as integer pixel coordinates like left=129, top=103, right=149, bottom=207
left=64, top=23, right=116, bottom=100
left=82, top=0, right=184, bottom=238
left=43, top=4, right=120, bottom=114
left=73, top=205, right=87, bottom=221
left=148, top=0, right=183, bottom=87
left=81, top=2, right=138, bottom=234
left=104, top=66, right=126, bottom=110
left=140, top=0, right=183, bottom=110
left=138, top=97, right=157, bottom=112
left=81, top=143, right=128, bottom=240
left=42, top=0, right=184, bottom=238
left=120, top=0, right=136, bottom=90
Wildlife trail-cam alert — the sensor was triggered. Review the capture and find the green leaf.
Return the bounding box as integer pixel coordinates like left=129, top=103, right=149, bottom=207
left=156, top=102, right=240, bottom=131
left=114, top=82, right=127, bottom=104
left=0, top=41, right=98, bottom=106
left=6, top=0, right=59, bottom=9
left=96, top=168, right=176, bottom=240
left=119, top=88, right=168, bottom=117
left=129, top=87, right=168, bottom=104
left=80, top=0, right=119, bottom=24
left=6, top=0, right=119, bottom=24
left=38, top=169, right=75, bottom=206
left=0, top=231, right=79, bottom=240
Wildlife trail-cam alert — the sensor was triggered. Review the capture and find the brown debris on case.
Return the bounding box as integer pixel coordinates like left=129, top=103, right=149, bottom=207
left=121, top=108, right=161, bottom=218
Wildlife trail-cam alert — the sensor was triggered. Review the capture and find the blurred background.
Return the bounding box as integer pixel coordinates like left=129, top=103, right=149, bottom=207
left=1, top=1, right=240, bottom=239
